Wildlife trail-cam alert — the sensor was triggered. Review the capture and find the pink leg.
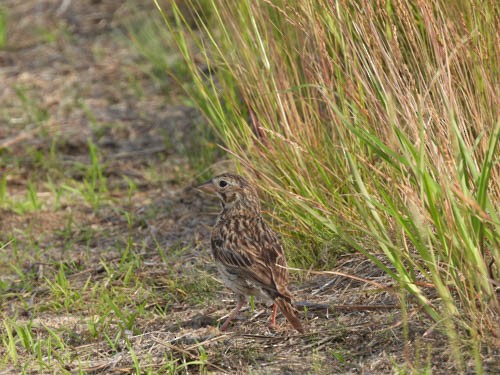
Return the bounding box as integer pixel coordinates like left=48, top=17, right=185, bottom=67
left=221, top=297, right=246, bottom=331
left=268, top=303, right=278, bottom=329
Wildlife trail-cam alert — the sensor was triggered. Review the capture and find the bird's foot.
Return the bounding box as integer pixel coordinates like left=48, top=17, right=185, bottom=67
left=267, top=321, right=279, bottom=332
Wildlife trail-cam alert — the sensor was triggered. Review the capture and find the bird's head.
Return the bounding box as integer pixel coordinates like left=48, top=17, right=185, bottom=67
left=196, top=173, right=261, bottom=213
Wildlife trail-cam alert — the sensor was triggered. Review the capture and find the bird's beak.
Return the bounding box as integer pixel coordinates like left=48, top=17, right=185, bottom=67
left=195, top=180, right=217, bottom=194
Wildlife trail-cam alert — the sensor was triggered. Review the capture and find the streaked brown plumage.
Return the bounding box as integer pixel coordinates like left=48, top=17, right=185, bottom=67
left=197, top=173, right=304, bottom=333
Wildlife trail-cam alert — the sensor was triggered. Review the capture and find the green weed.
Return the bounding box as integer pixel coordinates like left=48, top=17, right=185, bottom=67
left=0, top=175, right=46, bottom=214
left=1, top=317, right=73, bottom=373
left=44, top=264, right=83, bottom=312
left=0, top=8, right=7, bottom=49
left=14, top=86, right=49, bottom=126
left=0, top=174, right=7, bottom=204
left=63, top=140, right=108, bottom=210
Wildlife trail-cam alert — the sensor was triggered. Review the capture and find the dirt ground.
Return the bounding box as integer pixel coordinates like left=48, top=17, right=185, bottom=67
left=0, top=1, right=497, bottom=374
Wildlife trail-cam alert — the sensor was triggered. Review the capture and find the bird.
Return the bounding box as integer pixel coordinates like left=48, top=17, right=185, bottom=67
left=196, top=173, right=304, bottom=333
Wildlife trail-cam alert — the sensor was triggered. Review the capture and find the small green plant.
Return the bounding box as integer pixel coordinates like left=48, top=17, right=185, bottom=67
left=46, top=177, right=64, bottom=210
left=1, top=318, right=73, bottom=372
left=0, top=8, right=7, bottom=49
left=14, top=321, right=35, bottom=355
left=14, top=86, right=49, bottom=126
left=0, top=175, right=45, bottom=214
left=127, top=341, right=141, bottom=374
left=85, top=140, right=107, bottom=208
left=102, top=330, right=122, bottom=356
left=26, top=181, right=41, bottom=210
left=44, top=264, right=83, bottom=311
left=103, top=292, right=138, bottom=332
left=36, top=27, right=58, bottom=44
left=2, top=319, right=18, bottom=366
left=62, top=140, right=109, bottom=210
left=0, top=173, right=7, bottom=204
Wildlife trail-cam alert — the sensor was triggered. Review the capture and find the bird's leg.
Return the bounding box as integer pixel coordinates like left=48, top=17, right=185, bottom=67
left=221, top=295, right=246, bottom=331
left=268, top=303, right=278, bottom=329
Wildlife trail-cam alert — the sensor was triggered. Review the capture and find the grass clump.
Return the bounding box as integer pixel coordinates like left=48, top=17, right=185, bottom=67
left=157, top=0, right=499, bottom=370
left=0, top=8, right=7, bottom=49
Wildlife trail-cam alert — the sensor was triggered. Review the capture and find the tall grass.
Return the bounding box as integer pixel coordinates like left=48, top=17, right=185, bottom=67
left=158, top=0, right=499, bottom=370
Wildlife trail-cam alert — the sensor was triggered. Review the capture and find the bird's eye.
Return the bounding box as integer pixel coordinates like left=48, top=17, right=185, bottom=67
left=218, top=180, right=228, bottom=188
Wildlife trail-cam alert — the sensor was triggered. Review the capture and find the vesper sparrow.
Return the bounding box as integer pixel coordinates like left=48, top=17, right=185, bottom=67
left=197, top=173, right=304, bottom=333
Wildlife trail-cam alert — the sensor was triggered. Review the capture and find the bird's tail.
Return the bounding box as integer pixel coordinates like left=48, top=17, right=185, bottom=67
left=275, top=296, right=305, bottom=334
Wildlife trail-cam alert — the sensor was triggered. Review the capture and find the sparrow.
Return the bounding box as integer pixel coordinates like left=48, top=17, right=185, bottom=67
left=197, top=173, right=304, bottom=333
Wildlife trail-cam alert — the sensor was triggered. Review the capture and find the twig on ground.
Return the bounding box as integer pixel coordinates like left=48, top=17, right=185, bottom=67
left=295, top=301, right=400, bottom=311
left=0, top=128, right=40, bottom=149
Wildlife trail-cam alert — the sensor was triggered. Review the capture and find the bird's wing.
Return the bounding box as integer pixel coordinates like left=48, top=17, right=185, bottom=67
left=212, top=217, right=289, bottom=297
